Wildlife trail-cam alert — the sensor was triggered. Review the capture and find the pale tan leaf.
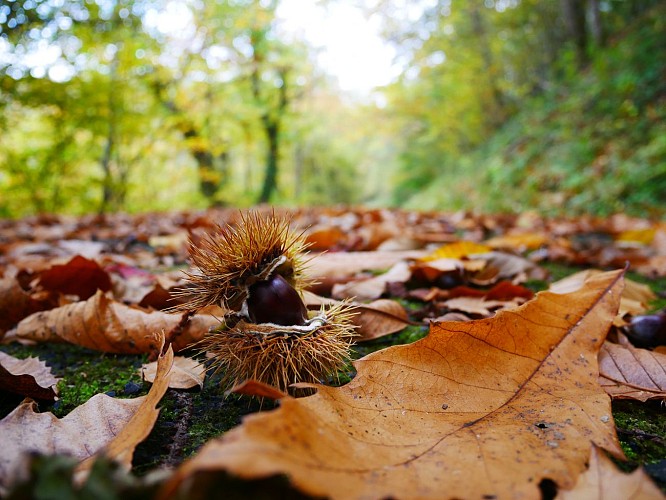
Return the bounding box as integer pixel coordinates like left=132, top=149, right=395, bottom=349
left=441, top=296, right=526, bottom=316
left=331, top=261, right=412, bottom=300
left=559, top=446, right=663, bottom=499
left=141, top=355, right=204, bottom=390
left=7, top=290, right=218, bottom=353
left=305, top=250, right=427, bottom=280
left=550, top=270, right=653, bottom=325
left=162, top=270, right=625, bottom=500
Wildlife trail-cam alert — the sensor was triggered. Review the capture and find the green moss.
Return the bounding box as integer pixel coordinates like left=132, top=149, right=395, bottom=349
left=613, top=400, right=666, bottom=463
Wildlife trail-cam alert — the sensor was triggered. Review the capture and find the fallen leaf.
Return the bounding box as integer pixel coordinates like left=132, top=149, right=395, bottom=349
left=419, top=241, right=492, bottom=261
left=0, top=351, right=59, bottom=401
left=162, top=269, right=625, bottom=500
left=7, top=291, right=218, bottom=354
left=550, top=269, right=652, bottom=325
left=331, top=261, right=412, bottom=300
left=141, top=355, right=205, bottom=390
left=559, top=445, right=662, bottom=499
left=598, top=337, right=666, bottom=402
left=473, top=251, right=546, bottom=281
left=37, top=255, right=112, bottom=300
left=637, top=255, right=666, bottom=278
left=0, top=345, right=172, bottom=491
left=0, top=278, right=55, bottom=335
left=353, top=299, right=411, bottom=341
left=440, top=296, right=526, bottom=316
left=230, top=380, right=289, bottom=400
left=484, top=232, right=548, bottom=251
left=305, top=250, right=427, bottom=280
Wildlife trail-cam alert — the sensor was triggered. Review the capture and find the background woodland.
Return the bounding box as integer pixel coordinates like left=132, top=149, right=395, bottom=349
left=0, top=0, right=664, bottom=217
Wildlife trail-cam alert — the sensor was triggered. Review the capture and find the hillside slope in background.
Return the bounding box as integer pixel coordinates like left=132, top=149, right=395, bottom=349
left=407, top=6, right=665, bottom=217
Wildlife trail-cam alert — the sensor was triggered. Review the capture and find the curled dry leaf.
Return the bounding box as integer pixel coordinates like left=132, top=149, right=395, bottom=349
left=440, top=296, right=526, bottom=317
left=229, top=380, right=290, bottom=400
left=141, top=355, right=205, bottom=390
left=0, top=278, right=55, bottom=335
left=559, top=446, right=662, bottom=499
left=599, top=337, right=666, bottom=402
left=353, top=299, right=411, bottom=341
left=0, top=345, right=173, bottom=491
left=332, top=261, right=412, bottom=301
left=0, top=351, right=59, bottom=401
left=550, top=269, right=653, bottom=325
left=162, top=270, right=625, bottom=500
left=305, top=250, right=428, bottom=280
left=7, top=290, right=218, bottom=354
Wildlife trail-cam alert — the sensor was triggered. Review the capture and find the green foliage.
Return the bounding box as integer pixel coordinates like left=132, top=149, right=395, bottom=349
left=397, top=3, right=666, bottom=216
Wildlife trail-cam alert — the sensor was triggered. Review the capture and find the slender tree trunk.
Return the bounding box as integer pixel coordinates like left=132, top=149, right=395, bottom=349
left=588, top=0, right=605, bottom=47
left=100, top=110, right=116, bottom=213
left=258, top=121, right=279, bottom=203
left=561, top=0, right=588, bottom=68
left=469, top=5, right=505, bottom=125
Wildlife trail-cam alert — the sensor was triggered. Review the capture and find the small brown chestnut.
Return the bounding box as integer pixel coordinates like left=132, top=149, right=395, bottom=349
left=247, top=273, right=309, bottom=326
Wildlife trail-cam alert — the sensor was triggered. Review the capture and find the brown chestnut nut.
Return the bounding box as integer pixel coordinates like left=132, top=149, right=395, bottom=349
left=627, top=313, right=666, bottom=348
left=247, top=273, right=308, bottom=326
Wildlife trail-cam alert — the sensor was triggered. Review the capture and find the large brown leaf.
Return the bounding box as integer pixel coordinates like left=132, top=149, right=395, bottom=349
left=162, top=270, right=625, bottom=499
left=7, top=290, right=218, bottom=353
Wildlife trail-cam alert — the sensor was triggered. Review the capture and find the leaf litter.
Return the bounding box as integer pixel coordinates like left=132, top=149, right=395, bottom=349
left=0, top=207, right=665, bottom=497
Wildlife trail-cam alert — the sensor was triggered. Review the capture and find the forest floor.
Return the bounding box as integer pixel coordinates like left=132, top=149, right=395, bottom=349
left=1, top=207, right=665, bottom=498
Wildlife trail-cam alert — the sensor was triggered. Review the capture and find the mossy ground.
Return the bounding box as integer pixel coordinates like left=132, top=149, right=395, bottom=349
left=2, top=261, right=665, bottom=494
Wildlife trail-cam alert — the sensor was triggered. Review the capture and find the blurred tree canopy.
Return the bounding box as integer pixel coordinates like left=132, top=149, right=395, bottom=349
left=0, top=0, right=664, bottom=217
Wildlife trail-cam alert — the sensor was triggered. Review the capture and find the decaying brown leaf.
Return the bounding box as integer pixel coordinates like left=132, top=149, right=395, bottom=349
left=141, top=355, right=205, bottom=390
left=305, top=250, right=428, bottom=280
left=36, top=255, right=112, bottom=300
left=599, top=336, right=666, bottom=401
left=439, top=296, right=526, bottom=316
left=0, top=345, right=173, bottom=492
left=0, top=351, right=59, bottom=401
left=162, top=270, right=625, bottom=500
left=332, top=261, right=412, bottom=300
left=0, top=278, right=55, bottom=335
left=7, top=290, right=218, bottom=353
left=559, top=446, right=662, bottom=499
left=352, top=299, right=411, bottom=341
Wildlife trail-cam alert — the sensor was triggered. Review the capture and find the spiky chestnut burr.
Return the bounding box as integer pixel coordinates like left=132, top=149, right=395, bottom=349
left=199, top=301, right=357, bottom=393
left=180, top=210, right=356, bottom=394
left=179, top=210, right=309, bottom=315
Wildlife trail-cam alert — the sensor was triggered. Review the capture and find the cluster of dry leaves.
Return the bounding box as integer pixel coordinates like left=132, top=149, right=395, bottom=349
left=1, top=207, right=665, bottom=498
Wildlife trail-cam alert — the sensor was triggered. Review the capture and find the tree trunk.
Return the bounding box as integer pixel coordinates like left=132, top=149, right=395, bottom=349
left=258, top=121, right=279, bottom=203
left=588, top=0, right=605, bottom=47
left=561, top=0, right=588, bottom=67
